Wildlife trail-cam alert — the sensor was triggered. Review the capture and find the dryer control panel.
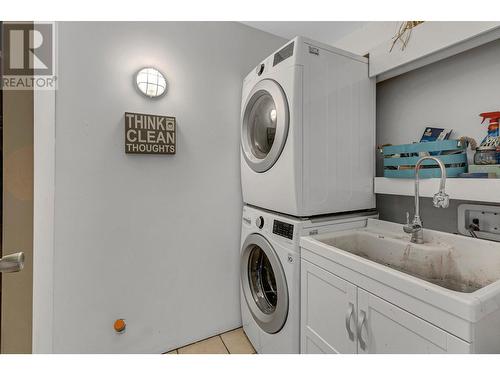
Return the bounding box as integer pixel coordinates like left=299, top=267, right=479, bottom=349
left=273, top=41, right=294, bottom=67
left=273, top=220, right=294, bottom=240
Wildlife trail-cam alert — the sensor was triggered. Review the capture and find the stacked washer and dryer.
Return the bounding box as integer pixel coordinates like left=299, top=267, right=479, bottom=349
left=239, top=36, right=377, bottom=354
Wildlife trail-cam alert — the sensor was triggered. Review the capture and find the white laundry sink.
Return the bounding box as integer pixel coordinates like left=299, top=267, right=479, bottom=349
left=313, top=219, right=500, bottom=293
left=300, top=219, right=500, bottom=351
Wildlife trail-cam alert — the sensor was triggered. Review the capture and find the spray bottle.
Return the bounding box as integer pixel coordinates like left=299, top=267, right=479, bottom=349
left=480, top=112, right=500, bottom=144
left=479, top=112, right=500, bottom=164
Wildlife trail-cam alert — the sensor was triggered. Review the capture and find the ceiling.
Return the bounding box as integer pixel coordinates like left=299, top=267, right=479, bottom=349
left=241, top=21, right=369, bottom=46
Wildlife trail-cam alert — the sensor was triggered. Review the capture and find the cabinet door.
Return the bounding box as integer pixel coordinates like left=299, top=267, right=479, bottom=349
left=301, top=260, right=358, bottom=354
left=356, top=289, right=471, bottom=354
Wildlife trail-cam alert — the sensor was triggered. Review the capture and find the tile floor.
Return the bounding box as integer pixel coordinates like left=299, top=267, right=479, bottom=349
left=166, top=327, right=255, bottom=354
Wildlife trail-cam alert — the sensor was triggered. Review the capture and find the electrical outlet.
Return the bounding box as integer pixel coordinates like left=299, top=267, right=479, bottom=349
left=458, top=204, right=500, bottom=241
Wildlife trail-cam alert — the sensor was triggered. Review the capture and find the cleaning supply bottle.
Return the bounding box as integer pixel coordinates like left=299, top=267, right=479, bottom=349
left=474, top=111, right=500, bottom=164
left=480, top=111, right=500, bottom=146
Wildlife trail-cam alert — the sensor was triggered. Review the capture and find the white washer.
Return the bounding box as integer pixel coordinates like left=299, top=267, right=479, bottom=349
left=240, top=36, right=376, bottom=217
left=240, top=205, right=377, bottom=354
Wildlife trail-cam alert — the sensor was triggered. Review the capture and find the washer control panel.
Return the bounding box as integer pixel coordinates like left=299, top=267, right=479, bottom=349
left=273, top=220, right=294, bottom=240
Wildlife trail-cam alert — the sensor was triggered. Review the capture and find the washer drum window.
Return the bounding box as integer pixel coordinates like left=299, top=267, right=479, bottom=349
left=240, top=233, right=289, bottom=334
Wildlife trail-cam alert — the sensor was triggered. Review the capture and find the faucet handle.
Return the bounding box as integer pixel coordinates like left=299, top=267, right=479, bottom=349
left=433, top=191, right=450, bottom=208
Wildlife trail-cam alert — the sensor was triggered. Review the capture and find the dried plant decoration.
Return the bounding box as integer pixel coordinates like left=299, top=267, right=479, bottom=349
left=390, top=21, right=424, bottom=52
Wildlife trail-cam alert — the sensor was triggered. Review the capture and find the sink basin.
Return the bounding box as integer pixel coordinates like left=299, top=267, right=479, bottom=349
left=300, top=218, right=500, bottom=349
left=313, top=220, right=500, bottom=293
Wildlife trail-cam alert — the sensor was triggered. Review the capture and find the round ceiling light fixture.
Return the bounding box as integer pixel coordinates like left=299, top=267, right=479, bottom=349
left=135, top=67, right=167, bottom=98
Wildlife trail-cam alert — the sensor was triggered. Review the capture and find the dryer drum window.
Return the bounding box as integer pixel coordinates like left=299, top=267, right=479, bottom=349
left=241, top=79, right=289, bottom=173
left=247, top=92, right=277, bottom=159
left=248, top=246, right=278, bottom=314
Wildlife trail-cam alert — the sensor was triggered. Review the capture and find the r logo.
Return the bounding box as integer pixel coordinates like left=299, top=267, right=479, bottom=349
left=2, top=22, right=53, bottom=76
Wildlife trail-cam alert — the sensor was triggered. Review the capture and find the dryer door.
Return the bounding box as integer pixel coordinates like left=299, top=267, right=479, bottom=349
left=241, top=233, right=289, bottom=334
left=241, top=79, right=289, bottom=173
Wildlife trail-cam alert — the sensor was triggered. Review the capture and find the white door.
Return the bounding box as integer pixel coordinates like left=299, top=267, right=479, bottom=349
left=356, top=289, right=471, bottom=354
left=241, top=79, right=289, bottom=173
left=1, top=76, right=32, bottom=353
left=300, top=260, right=357, bottom=354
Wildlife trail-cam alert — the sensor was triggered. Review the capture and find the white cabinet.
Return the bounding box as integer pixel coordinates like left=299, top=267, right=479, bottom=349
left=301, top=260, right=357, bottom=353
left=300, top=259, right=471, bottom=354
left=356, top=289, right=470, bottom=354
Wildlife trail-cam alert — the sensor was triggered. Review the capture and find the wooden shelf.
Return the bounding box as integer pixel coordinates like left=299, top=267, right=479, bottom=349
left=374, top=177, right=500, bottom=203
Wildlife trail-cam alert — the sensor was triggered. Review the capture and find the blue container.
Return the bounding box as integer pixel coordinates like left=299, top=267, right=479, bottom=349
left=382, top=140, right=467, bottom=178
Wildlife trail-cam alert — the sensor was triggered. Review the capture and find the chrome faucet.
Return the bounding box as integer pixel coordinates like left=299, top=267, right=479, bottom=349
left=403, top=156, right=450, bottom=244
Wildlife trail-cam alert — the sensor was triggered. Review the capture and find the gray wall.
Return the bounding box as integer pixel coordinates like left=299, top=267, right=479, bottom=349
left=53, top=22, right=285, bottom=353
left=377, top=195, right=484, bottom=234
left=376, top=39, right=500, bottom=230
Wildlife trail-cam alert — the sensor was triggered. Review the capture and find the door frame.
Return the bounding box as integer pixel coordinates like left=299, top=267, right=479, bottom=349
left=31, top=72, right=56, bottom=353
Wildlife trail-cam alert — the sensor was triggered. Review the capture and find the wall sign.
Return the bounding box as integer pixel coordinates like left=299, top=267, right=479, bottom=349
left=124, top=112, right=176, bottom=154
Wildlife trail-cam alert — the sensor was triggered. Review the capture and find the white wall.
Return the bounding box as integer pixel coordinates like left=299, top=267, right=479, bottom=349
left=242, top=21, right=368, bottom=49
left=51, top=22, right=285, bottom=353
left=332, top=22, right=399, bottom=56
left=241, top=21, right=398, bottom=57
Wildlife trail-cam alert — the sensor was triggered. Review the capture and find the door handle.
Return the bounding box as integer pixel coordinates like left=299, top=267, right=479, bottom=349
left=344, top=302, right=355, bottom=341
left=0, top=252, right=25, bottom=273
left=357, top=310, right=367, bottom=350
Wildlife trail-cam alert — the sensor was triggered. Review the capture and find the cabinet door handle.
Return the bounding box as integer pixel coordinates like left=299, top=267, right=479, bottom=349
left=344, top=302, right=355, bottom=341
left=357, top=310, right=367, bottom=350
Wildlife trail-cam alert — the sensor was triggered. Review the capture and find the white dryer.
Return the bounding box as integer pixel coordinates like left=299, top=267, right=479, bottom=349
left=240, top=205, right=377, bottom=354
left=240, top=36, right=376, bottom=217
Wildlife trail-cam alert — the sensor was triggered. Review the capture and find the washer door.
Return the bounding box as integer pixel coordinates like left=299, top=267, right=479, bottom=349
left=241, top=79, right=289, bottom=173
left=241, top=233, right=289, bottom=334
